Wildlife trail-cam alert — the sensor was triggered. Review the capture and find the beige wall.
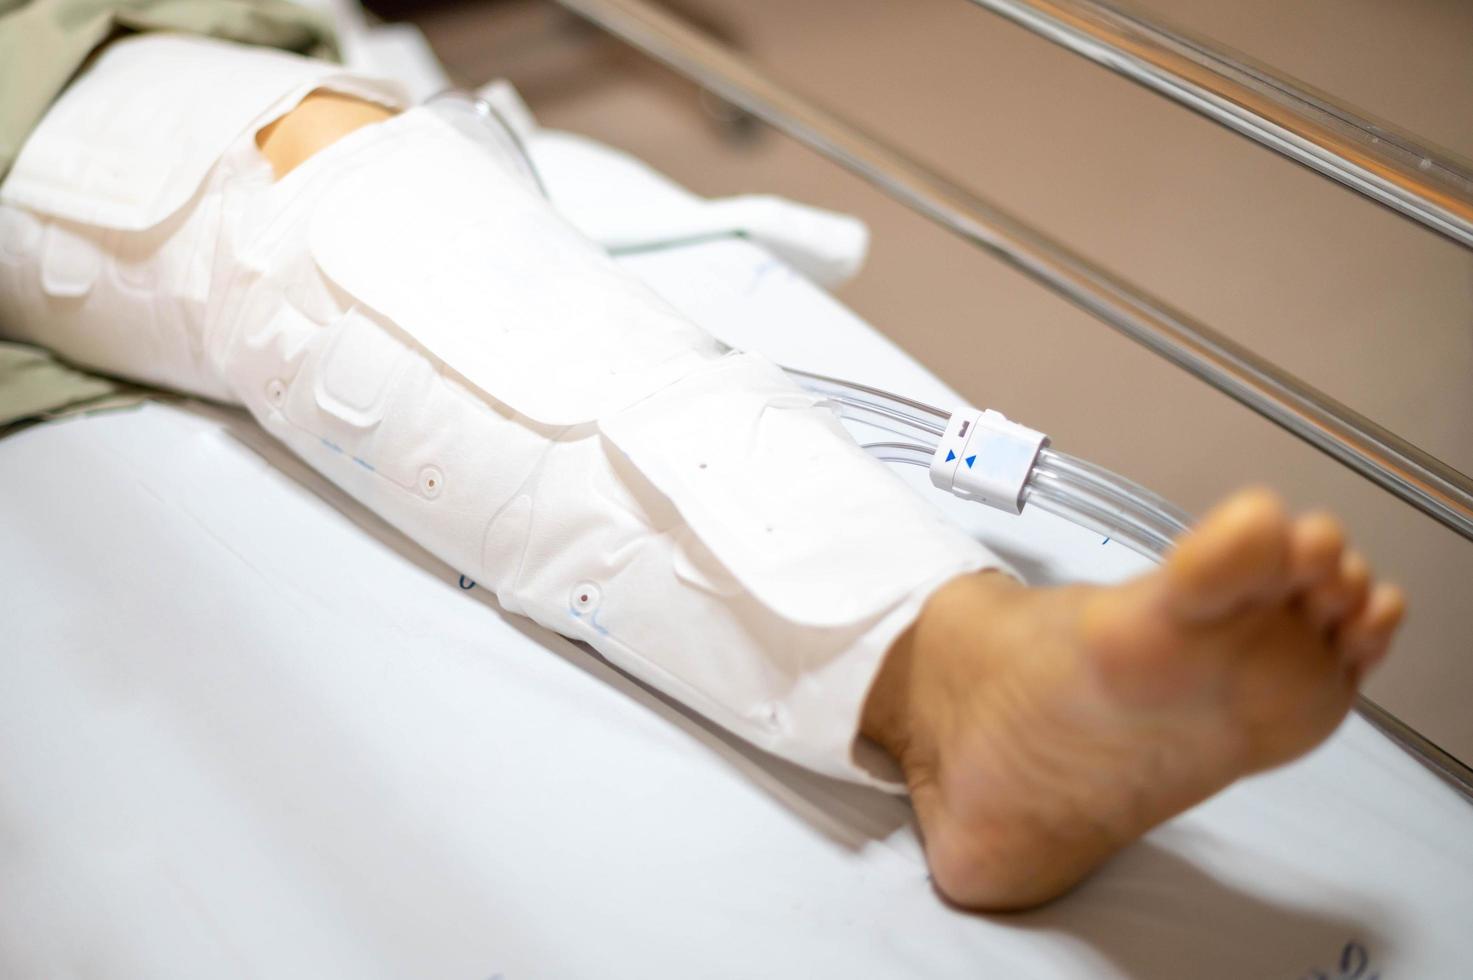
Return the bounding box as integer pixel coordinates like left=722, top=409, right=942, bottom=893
left=396, top=0, right=1473, bottom=762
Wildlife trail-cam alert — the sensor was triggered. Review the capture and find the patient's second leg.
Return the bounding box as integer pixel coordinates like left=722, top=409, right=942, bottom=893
left=863, top=489, right=1404, bottom=910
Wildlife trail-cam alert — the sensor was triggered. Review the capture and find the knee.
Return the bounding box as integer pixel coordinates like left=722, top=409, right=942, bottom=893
left=255, top=89, right=397, bottom=179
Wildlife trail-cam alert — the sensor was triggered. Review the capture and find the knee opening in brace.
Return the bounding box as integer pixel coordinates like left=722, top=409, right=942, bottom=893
left=255, top=89, right=399, bottom=180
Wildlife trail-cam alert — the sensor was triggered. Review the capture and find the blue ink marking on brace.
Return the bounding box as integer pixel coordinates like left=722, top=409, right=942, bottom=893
left=352, top=456, right=375, bottom=471
left=945, top=449, right=956, bottom=463
left=567, top=605, right=610, bottom=637
left=1102, top=537, right=1111, bottom=546
left=588, top=608, right=610, bottom=637
left=458, top=575, right=476, bottom=591
left=965, top=455, right=977, bottom=468
left=320, top=437, right=343, bottom=453
left=747, top=258, right=782, bottom=295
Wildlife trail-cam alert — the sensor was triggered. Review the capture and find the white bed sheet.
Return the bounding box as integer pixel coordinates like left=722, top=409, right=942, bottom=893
left=3, top=159, right=1472, bottom=979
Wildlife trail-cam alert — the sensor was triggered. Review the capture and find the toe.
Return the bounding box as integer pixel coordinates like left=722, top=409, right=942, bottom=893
left=1167, top=487, right=1291, bottom=620
left=1287, top=512, right=1344, bottom=592
left=1339, top=583, right=1406, bottom=674
left=1306, top=550, right=1371, bottom=633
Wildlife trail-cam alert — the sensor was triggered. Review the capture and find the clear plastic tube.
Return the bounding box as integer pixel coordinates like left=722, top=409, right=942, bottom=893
left=862, top=441, right=1175, bottom=561
left=804, top=369, right=1190, bottom=559
left=802, top=371, right=1188, bottom=542
left=425, top=90, right=547, bottom=197
left=787, top=368, right=949, bottom=438
left=822, top=394, right=947, bottom=440
left=1025, top=471, right=1176, bottom=560
left=1038, top=448, right=1193, bottom=533
left=861, top=441, right=936, bottom=468
left=1023, top=490, right=1168, bottom=562
left=1031, top=462, right=1185, bottom=546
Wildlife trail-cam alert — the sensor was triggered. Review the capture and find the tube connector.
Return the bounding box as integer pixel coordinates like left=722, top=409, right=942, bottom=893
left=929, top=409, right=1048, bottom=514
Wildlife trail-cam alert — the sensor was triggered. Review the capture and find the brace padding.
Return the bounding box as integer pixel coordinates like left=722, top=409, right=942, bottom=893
left=0, top=38, right=999, bottom=785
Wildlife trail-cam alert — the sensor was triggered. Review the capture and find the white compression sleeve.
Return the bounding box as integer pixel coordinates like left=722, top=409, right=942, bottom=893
left=0, top=35, right=1001, bottom=786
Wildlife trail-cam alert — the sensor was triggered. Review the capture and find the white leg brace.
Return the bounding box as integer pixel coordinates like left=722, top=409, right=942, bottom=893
left=0, top=35, right=999, bottom=786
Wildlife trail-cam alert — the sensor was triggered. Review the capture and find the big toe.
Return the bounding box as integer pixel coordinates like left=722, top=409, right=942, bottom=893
left=1167, top=488, right=1291, bottom=621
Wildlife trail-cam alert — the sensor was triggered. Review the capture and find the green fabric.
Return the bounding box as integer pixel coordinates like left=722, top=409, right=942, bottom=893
left=0, top=0, right=339, bottom=180
left=0, top=341, right=148, bottom=434
left=0, top=0, right=339, bottom=432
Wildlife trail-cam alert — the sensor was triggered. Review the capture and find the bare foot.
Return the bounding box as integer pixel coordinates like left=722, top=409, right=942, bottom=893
left=862, top=488, right=1405, bottom=911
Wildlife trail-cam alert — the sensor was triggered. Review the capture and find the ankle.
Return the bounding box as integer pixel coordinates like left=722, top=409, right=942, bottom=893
left=861, top=618, right=919, bottom=763
left=861, top=571, right=1021, bottom=766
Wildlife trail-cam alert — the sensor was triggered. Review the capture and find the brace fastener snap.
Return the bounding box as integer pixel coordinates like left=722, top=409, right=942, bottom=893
left=571, top=582, right=601, bottom=614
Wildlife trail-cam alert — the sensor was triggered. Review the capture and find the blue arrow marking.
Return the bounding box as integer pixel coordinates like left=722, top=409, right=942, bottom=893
left=965, top=455, right=977, bottom=468
left=945, top=450, right=956, bottom=462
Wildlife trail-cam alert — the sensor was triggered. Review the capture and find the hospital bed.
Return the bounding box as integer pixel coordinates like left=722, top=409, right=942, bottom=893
left=3, top=4, right=1473, bottom=977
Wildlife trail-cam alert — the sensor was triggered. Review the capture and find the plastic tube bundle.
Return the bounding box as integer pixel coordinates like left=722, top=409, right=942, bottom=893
left=1025, top=449, right=1191, bottom=560
left=784, top=368, right=1193, bottom=562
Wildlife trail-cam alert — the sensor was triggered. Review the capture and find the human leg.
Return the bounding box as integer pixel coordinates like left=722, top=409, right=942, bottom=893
left=0, top=37, right=1406, bottom=913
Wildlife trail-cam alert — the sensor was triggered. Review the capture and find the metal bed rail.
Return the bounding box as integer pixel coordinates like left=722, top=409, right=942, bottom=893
left=551, top=0, right=1473, bottom=799
left=964, top=0, right=1473, bottom=251
left=554, top=0, right=1473, bottom=547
